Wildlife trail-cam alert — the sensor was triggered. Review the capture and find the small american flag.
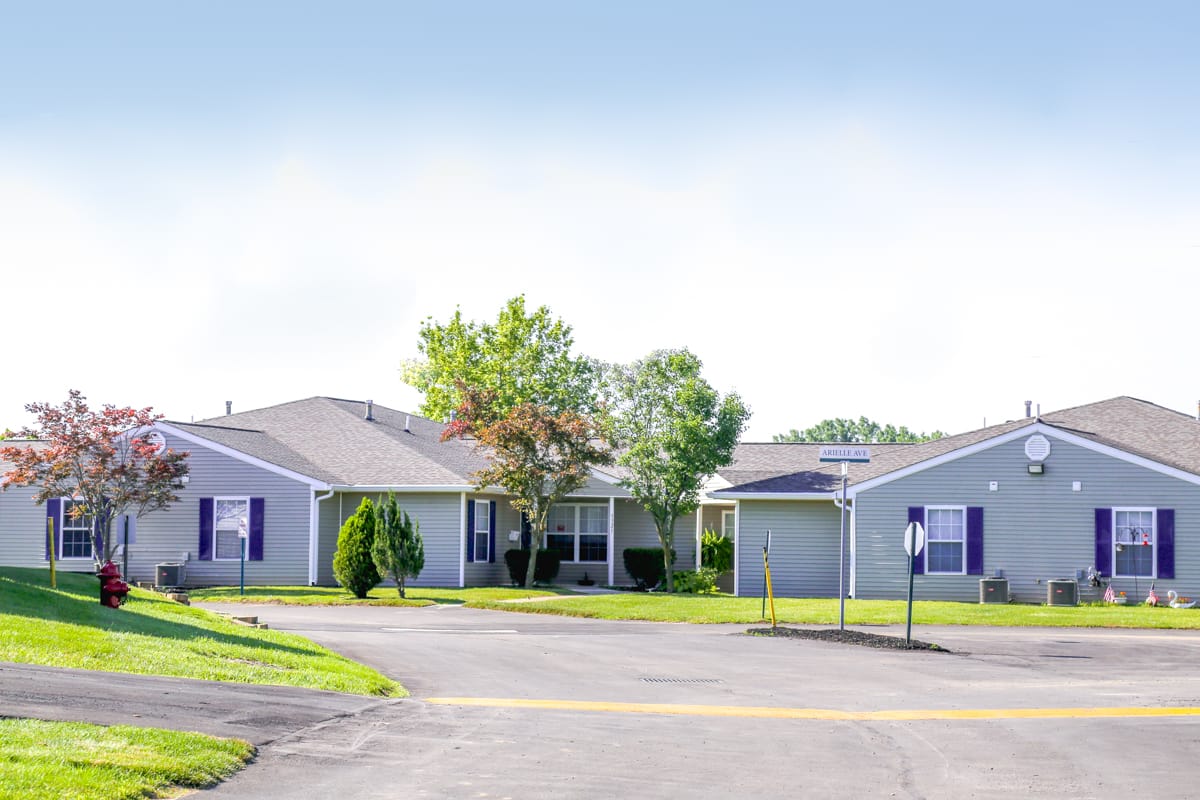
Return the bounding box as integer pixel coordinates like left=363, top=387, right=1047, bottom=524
left=1103, top=584, right=1116, bottom=603
left=1147, top=585, right=1160, bottom=606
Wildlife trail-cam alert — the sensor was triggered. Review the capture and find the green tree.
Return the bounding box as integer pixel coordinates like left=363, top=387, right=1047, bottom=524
left=401, top=295, right=597, bottom=422
left=609, top=349, right=750, bottom=593
left=333, top=498, right=380, bottom=599
left=372, top=492, right=425, bottom=598
left=444, top=385, right=611, bottom=588
left=772, top=416, right=944, bottom=443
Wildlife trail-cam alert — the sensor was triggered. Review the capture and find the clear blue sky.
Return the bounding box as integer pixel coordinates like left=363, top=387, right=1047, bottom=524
left=3, top=2, right=1199, bottom=438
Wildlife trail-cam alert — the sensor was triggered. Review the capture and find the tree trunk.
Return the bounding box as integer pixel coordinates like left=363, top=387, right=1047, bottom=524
left=659, top=519, right=675, bottom=593
left=524, top=529, right=541, bottom=588
left=397, top=577, right=405, bottom=598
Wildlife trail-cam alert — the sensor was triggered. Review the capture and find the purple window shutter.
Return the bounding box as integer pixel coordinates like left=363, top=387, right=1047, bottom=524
left=1094, top=508, right=1111, bottom=577
left=488, top=501, right=497, bottom=563
left=248, top=498, right=265, bottom=561
left=1157, top=509, right=1175, bottom=579
left=198, top=498, right=214, bottom=561
left=45, top=499, right=61, bottom=561
left=908, top=507, right=925, bottom=575
left=466, top=500, right=475, bottom=563
left=966, top=507, right=984, bottom=575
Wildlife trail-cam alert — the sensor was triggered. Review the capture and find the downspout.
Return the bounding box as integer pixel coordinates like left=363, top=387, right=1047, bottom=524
left=309, top=488, right=335, bottom=586
left=608, top=496, right=615, bottom=586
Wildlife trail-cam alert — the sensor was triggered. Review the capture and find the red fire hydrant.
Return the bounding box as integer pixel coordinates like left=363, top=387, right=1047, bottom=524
left=97, top=560, right=130, bottom=608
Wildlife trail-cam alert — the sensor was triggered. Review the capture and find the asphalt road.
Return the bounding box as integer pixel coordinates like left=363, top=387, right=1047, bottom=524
left=6, top=605, right=1200, bottom=799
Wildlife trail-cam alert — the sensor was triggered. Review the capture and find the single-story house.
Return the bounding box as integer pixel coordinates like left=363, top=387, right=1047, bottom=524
left=715, top=396, right=1200, bottom=603
left=2, top=395, right=1196, bottom=603
left=0, top=397, right=698, bottom=589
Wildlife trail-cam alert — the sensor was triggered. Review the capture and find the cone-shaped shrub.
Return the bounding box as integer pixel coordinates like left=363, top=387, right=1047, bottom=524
left=333, top=498, right=381, bottom=598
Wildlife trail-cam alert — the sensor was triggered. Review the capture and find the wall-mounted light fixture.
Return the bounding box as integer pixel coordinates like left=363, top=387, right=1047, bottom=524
left=1027, top=463, right=1044, bottom=475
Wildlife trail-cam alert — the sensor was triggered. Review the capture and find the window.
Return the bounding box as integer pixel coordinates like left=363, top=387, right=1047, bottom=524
left=1114, top=508, right=1155, bottom=578
left=214, top=497, right=249, bottom=561
left=545, top=504, right=608, bottom=563
left=925, top=506, right=965, bottom=574
left=61, top=500, right=94, bottom=560
left=721, top=510, right=735, bottom=541
left=473, top=500, right=490, bottom=562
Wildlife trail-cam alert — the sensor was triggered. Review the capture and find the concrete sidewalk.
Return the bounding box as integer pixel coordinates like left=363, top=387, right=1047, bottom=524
left=0, top=661, right=392, bottom=745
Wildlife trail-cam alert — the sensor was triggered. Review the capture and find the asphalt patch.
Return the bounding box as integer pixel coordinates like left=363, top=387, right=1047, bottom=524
left=746, top=626, right=949, bottom=653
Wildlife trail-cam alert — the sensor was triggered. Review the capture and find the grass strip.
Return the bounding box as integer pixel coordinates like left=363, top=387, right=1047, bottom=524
left=188, top=585, right=574, bottom=605
left=464, top=593, right=1200, bottom=628
left=0, top=567, right=402, bottom=696
left=0, top=718, right=253, bottom=800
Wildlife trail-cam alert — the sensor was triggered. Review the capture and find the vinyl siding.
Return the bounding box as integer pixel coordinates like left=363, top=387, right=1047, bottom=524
left=130, top=432, right=314, bottom=587
left=327, top=491, right=463, bottom=587
left=0, top=485, right=96, bottom=572
left=736, top=500, right=843, bottom=598
left=854, top=435, right=1200, bottom=602
left=612, top=499, right=696, bottom=586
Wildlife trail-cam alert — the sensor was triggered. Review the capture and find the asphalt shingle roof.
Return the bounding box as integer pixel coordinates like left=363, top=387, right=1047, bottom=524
left=166, top=395, right=1200, bottom=495
left=171, top=397, right=487, bottom=487
left=714, top=397, right=1200, bottom=494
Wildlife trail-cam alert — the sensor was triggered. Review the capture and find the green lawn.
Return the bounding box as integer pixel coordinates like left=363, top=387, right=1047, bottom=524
left=188, top=584, right=575, bottom=605
left=0, top=567, right=401, bottom=696
left=465, top=592, right=1200, bottom=628
left=0, top=718, right=253, bottom=800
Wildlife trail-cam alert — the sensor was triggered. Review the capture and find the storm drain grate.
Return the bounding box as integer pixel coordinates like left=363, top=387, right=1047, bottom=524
left=640, top=677, right=724, bottom=685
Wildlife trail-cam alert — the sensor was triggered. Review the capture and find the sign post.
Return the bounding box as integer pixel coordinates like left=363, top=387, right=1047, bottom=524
left=761, top=530, right=771, bottom=620
left=819, top=446, right=870, bottom=630
left=238, top=517, right=248, bottom=596
left=903, top=520, right=926, bottom=644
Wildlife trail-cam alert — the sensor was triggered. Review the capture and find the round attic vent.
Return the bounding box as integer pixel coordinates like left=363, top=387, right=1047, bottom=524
left=1024, top=434, right=1051, bottom=462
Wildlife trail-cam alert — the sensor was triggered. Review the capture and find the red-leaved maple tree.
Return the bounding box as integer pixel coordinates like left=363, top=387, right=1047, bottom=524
left=0, top=390, right=190, bottom=565
left=443, top=384, right=611, bottom=588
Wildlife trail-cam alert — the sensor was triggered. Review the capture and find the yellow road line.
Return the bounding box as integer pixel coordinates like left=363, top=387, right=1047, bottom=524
left=426, top=697, right=1200, bottom=721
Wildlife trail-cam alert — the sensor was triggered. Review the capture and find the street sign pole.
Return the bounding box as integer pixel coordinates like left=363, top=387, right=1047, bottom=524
left=903, top=521, right=925, bottom=645
left=238, top=518, right=248, bottom=596
left=761, top=530, right=771, bottom=619
left=838, top=462, right=847, bottom=630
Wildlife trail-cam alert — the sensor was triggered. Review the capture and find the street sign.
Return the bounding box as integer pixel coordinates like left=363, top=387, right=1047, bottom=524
left=819, top=446, right=871, bottom=463
left=903, top=521, right=925, bottom=556
left=237, top=518, right=248, bottom=539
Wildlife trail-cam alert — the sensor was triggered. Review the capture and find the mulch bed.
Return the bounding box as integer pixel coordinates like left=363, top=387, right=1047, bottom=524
left=746, top=626, right=949, bottom=653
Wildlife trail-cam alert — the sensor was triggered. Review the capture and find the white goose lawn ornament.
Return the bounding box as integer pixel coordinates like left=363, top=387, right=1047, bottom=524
left=1167, top=590, right=1197, bottom=609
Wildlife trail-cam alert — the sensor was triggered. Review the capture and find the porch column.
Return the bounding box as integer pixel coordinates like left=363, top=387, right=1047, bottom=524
left=732, top=501, right=740, bottom=596
left=695, top=510, right=702, bottom=569
left=607, top=496, right=615, bottom=586
left=458, top=492, right=467, bottom=588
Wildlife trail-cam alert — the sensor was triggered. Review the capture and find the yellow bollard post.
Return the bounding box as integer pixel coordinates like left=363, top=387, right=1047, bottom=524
left=762, top=547, right=777, bottom=627
left=47, top=517, right=57, bottom=589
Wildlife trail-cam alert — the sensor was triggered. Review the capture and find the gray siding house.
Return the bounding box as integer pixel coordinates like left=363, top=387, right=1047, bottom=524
left=1, top=397, right=697, bottom=589
left=713, top=397, right=1200, bottom=603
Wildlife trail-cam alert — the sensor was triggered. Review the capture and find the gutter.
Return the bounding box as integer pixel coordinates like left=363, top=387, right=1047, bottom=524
left=309, top=488, right=336, bottom=585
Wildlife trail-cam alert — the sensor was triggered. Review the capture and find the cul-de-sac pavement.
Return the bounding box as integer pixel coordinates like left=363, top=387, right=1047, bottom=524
left=5, top=605, right=1199, bottom=799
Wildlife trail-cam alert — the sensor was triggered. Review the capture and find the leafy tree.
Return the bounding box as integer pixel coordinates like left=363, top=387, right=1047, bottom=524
left=401, top=295, right=597, bottom=422
left=444, top=384, right=611, bottom=588
left=609, top=349, right=750, bottom=592
left=0, top=390, right=190, bottom=565
left=333, top=498, right=381, bottom=598
left=371, top=492, right=424, bottom=598
left=772, top=416, right=944, bottom=443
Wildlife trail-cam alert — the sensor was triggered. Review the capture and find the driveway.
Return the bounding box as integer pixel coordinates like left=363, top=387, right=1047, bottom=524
left=185, top=604, right=1200, bottom=799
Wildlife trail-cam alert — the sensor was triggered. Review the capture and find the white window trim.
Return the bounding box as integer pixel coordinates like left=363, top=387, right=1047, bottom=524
left=547, top=503, right=609, bottom=563
left=213, top=496, right=251, bottom=562
left=473, top=500, right=491, bottom=563
left=1112, top=507, right=1157, bottom=579
left=59, top=499, right=94, bottom=561
left=923, top=505, right=967, bottom=575
left=721, top=509, right=735, bottom=540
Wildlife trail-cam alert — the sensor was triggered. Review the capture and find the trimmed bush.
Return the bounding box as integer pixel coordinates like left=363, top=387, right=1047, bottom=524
left=623, top=547, right=676, bottom=590
left=672, top=567, right=720, bottom=594
left=503, top=549, right=562, bottom=586
left=333, top=498, right=381, bottom=598
left=700, top=529, right=733, bottom=574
